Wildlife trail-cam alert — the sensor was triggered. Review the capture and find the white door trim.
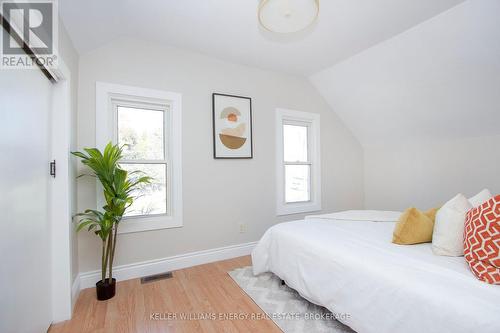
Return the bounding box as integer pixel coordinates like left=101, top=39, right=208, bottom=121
left=50, top=58, right=73, bottom=323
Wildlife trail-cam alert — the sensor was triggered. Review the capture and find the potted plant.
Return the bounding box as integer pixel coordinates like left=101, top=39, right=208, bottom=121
left=73, top=143, right=151, bottom=300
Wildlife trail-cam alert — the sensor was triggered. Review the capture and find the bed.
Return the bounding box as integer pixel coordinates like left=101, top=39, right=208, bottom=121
left=251, top=211, right=500, bottom=333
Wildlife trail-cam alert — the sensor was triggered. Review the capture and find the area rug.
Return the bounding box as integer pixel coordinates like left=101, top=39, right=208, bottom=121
left=228, top=266, right=355, bottom=333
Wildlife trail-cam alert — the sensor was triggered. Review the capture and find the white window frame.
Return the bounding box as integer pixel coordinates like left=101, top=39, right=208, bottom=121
left=276, top=108, right=321, bottom=216
left=96, top=82, right=182, bottom=233
left=113, top=100, right=170, bottom=217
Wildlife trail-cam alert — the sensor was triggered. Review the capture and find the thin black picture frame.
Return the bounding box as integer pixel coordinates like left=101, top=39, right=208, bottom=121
left=212, top=93, right=253, bottom=159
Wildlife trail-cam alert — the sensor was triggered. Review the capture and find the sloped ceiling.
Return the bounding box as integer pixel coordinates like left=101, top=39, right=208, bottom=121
left=310, top=0, right=500, bottom=145
left=59, top=0, right=464, bottom=75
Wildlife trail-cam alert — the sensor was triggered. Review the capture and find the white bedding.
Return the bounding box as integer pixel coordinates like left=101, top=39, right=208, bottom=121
left=306, top=210, right=401, bottom=222
left=252, top=213, right=500, bottom=333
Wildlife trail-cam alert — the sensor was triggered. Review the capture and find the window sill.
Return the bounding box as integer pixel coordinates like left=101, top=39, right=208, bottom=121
left=117, top=215, right=182, bottom=234
left=276, top=202, right=322, bottom=216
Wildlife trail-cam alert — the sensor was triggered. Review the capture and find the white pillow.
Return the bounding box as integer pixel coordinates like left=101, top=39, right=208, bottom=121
left=432, top=193, right=472, bottom=256
left=468, top=188, right=492, bottom=208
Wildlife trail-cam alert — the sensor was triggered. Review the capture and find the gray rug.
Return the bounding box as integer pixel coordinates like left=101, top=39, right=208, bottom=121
left=228, top=266, right=355, bottom=333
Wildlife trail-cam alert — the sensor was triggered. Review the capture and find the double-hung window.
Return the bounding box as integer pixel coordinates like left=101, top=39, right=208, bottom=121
left=96, top=82, right=182, bottom=233
left=115, top=102, right=168, bottom=216
left=276, top=109, right=321, bottom=215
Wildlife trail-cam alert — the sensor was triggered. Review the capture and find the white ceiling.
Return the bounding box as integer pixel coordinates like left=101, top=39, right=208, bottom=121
left=59, top=0, right=465, bottom=76
left=311, top=0, right=500, bottom=145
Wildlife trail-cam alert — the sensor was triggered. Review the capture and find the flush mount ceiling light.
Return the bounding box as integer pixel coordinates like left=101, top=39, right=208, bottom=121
left=258, top=0, right=320, bottom=33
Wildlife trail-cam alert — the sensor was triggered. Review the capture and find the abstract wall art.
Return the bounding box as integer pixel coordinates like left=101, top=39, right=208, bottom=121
left=212, top=93, right=253, bottom=159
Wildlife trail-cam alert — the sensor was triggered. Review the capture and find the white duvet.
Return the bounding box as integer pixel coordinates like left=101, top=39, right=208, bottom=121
left=252, top=211, right=500, bottom=333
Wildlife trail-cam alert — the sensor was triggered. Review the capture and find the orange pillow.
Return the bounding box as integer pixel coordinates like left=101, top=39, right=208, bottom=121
left=464, top=195, right=500, bottom=284
left=392, top=208, right=437, bottom=245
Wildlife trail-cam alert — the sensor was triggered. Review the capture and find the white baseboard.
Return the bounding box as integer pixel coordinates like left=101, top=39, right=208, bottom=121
left=77, top=241, right=257, bottom=290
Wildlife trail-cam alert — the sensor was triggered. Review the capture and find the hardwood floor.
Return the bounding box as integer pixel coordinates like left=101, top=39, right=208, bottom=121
left=49, top=256, right=281, bottom=333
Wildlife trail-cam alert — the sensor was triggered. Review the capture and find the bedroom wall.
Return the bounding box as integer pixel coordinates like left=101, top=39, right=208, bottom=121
left=76, top=38, right=364, bottom=273
left=310, top=0, right=500, bottom=211
left=364, top=135, right=500, bottom=210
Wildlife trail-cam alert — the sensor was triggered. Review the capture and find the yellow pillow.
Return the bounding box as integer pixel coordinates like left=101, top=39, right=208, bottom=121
left=425, top=207, right=439, bottom=223
left=392, top=208, right=437, bottom=245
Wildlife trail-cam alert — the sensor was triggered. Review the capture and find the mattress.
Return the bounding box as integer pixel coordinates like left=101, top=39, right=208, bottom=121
left=251, top=211, right=500, bottom=333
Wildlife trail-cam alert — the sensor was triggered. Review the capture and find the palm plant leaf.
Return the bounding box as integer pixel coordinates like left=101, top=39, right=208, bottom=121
left=72, top=142, right=154, bottom=283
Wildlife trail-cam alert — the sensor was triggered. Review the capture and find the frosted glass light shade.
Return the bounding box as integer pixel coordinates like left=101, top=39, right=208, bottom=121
left=258, top=0, right=319, bottom=33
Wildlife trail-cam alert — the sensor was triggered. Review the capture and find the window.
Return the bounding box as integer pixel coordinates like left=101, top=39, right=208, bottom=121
left=96, top=82, right=182, bottom=233
left=276, top=109, right=321, bottom=215
left=116, top=103, right=167, bottom=217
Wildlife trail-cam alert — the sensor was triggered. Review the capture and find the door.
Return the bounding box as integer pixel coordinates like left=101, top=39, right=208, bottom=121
left=0, top=68, right=53, bottom=332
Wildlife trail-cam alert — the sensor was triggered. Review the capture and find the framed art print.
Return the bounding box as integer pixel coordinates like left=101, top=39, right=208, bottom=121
left=212, top=93, right=253, bottom=159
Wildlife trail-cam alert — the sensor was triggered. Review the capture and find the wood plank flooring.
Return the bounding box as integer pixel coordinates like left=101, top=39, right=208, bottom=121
left=49, top=256, right=281, bottom=333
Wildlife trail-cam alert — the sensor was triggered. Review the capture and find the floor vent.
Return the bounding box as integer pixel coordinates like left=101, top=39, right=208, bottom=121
left=140, top=272, right=173, bottom=284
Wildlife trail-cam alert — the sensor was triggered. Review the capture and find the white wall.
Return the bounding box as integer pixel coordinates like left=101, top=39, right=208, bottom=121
left=310, top=0, right=500, bottom=211
left=364, top=135, right=500, bottom=210
left=76, top=38, right=364, bottom=273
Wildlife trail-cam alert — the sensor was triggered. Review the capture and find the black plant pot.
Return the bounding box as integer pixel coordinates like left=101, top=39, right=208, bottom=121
left=96, top=278, right=116, bottom=301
